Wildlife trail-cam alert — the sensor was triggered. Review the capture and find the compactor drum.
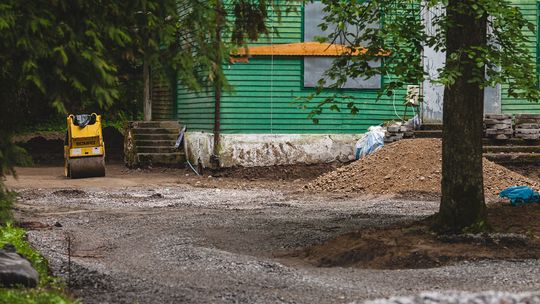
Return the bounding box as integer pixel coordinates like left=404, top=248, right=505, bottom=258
left=64, top=114, right=106, bottom=178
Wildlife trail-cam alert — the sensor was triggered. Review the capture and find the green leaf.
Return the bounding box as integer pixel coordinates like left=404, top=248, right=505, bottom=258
left=53, top=46, right=68, bottom=65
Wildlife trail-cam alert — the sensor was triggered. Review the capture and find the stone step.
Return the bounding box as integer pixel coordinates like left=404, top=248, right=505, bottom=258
left=414, top=130, right=442, bottom=138
left=136, top=152, right=186, bottom=167
left=482, top=138, right=540, bottom=146
left=483, top=152, right=540, bottom=164
left=131, top=128, right=180, bottom=135
left=483, top=145, right=540, bottom=153
left=136, top=146, right=179, bottom=154
left=133, top=140, right=177, bottom=147
left=133, top=134, right=178, bottom=141
left=420, top=123, right=443, bottom=131
left=128, top=121, right=180, bottom=129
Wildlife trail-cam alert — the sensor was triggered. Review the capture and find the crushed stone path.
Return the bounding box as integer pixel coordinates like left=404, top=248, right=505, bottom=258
left=7, top=167, right=540, bottom=304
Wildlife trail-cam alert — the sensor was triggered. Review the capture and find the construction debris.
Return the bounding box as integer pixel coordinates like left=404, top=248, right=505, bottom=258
left=384, top=123, right=404, bottom=143
left=385, top=122, right=414, bottom=143
left=484, top=114, right=513, bottom=140
left=306, top=138, right=539, bottom=197
left=514, top=114, right=540, bottom=140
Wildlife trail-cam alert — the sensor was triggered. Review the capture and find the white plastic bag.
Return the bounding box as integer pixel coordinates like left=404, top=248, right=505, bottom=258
left=403, top=114, right=421, bottom=130
left=355, top=126, right=386, bottom=159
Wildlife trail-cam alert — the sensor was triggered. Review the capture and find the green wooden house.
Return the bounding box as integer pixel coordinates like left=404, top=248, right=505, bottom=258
left=158, top=1, right=540, bottom=168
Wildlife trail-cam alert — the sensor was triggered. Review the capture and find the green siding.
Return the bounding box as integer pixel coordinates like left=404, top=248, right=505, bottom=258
left=502, top=0, right=540, bottom=114
left=220, top=57, right=411, bottom=134
left=219, top=2, right=412, bottom=134
left=176, top=85, right=215, bottom=131
left=176, top=1, right=415, bottom=134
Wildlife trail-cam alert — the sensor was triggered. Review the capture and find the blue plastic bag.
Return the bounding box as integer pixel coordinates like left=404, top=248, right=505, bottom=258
left=499, top=186, right=540, bottom=206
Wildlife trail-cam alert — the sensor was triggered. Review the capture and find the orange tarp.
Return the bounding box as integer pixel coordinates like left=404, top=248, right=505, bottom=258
left=231, top=42, right=390, bottom=57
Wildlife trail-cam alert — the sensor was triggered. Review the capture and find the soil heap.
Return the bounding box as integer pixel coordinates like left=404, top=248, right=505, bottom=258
left=306, top=138, right=539, bottom=197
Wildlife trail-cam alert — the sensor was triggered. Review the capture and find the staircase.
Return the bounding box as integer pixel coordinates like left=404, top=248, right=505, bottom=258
left=483, top=138, right=540, bottom=164
left=414, top=123, right=442, bottom=138
left=124, top=121, right=185, bottom=168
left=414, top=123, right=540, bottom=165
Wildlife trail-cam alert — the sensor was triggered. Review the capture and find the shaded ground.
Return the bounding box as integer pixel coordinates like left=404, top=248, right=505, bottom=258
left=289, top=204, right=540, bottom=269
left=5, top=165, right=540, bottom=303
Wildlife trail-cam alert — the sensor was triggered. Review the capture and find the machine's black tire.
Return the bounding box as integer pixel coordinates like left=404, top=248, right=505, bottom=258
left=69, top=156, right=105, bottom=178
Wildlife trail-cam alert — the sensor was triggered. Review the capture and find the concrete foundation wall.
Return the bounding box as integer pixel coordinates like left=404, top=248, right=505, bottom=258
left=185, top=132, right=361, bottom=168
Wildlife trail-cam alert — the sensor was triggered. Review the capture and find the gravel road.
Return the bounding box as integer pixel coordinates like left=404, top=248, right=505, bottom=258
left=7, top=166, right=540, bottom=304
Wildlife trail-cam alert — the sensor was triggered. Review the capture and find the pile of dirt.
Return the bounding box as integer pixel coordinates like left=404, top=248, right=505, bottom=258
left=13, top=126, right=124, bottom=163
left=286, top=203, right=540, bottom=269
left=305, top=138, right=539, bottom=197
left=16, top=136, right=64, bottom=164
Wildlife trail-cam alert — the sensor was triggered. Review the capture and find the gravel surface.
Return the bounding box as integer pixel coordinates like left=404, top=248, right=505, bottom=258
left=7, top=166, right=540, bottom=304
left=364, top=291, right=540, bottom=304
left=13, top=186, right=540, bottom=304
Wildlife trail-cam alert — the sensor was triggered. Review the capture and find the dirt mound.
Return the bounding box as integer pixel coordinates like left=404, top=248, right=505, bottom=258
left=13, top=126, right=124, bottom=164
left=287, top=204, right=540, bottom=269
left=306, top=138, right=539, bottom=197
left=17, top=136, right=64, bottom=164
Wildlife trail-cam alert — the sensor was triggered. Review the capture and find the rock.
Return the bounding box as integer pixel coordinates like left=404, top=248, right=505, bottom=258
left=387, top=125, right=401, bottom=133
left=0, top=244, right=39, bottom=288
left=54, top=221, right=62, bottom=227
left=484, top=113, right=512, bottom=120
left=484, top=114, right=513, bottom=139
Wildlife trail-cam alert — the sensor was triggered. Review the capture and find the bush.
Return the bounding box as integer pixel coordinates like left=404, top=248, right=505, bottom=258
left=0, top=191, right=14, bottom=225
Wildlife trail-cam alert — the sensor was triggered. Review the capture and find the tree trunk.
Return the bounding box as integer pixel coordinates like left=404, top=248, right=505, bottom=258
left=436, top=1, right=488, bottom=233
left=143, top=53, right=152, bottom=121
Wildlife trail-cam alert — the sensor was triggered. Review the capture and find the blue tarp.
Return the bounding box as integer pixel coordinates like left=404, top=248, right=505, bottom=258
left=499, top=186, right=540, bottom=206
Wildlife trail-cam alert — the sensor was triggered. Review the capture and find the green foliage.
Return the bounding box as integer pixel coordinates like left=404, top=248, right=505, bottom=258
left=0, top=1, right=128, bottom=114
left=0, top=288, right=76, bottom=304
left=0, top=223, right=51, bottom=284
left=0, top=223, right=75, bottom=303
left=461, top=219, right=492, bottom=234
left=0, top=191, right=14, bottom=225
left=301, top=0, right=540, bottom=118
left=0, top=136, right=32, bottom=179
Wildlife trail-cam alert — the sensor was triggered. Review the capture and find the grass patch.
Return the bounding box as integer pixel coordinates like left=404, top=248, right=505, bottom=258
left=0, top=288, right=75, bottom=304
left=0, top=194, right=77, bottom=303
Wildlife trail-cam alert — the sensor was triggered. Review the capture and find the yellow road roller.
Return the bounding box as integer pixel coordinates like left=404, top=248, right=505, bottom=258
left=64, top=113, right=106, bottom=178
